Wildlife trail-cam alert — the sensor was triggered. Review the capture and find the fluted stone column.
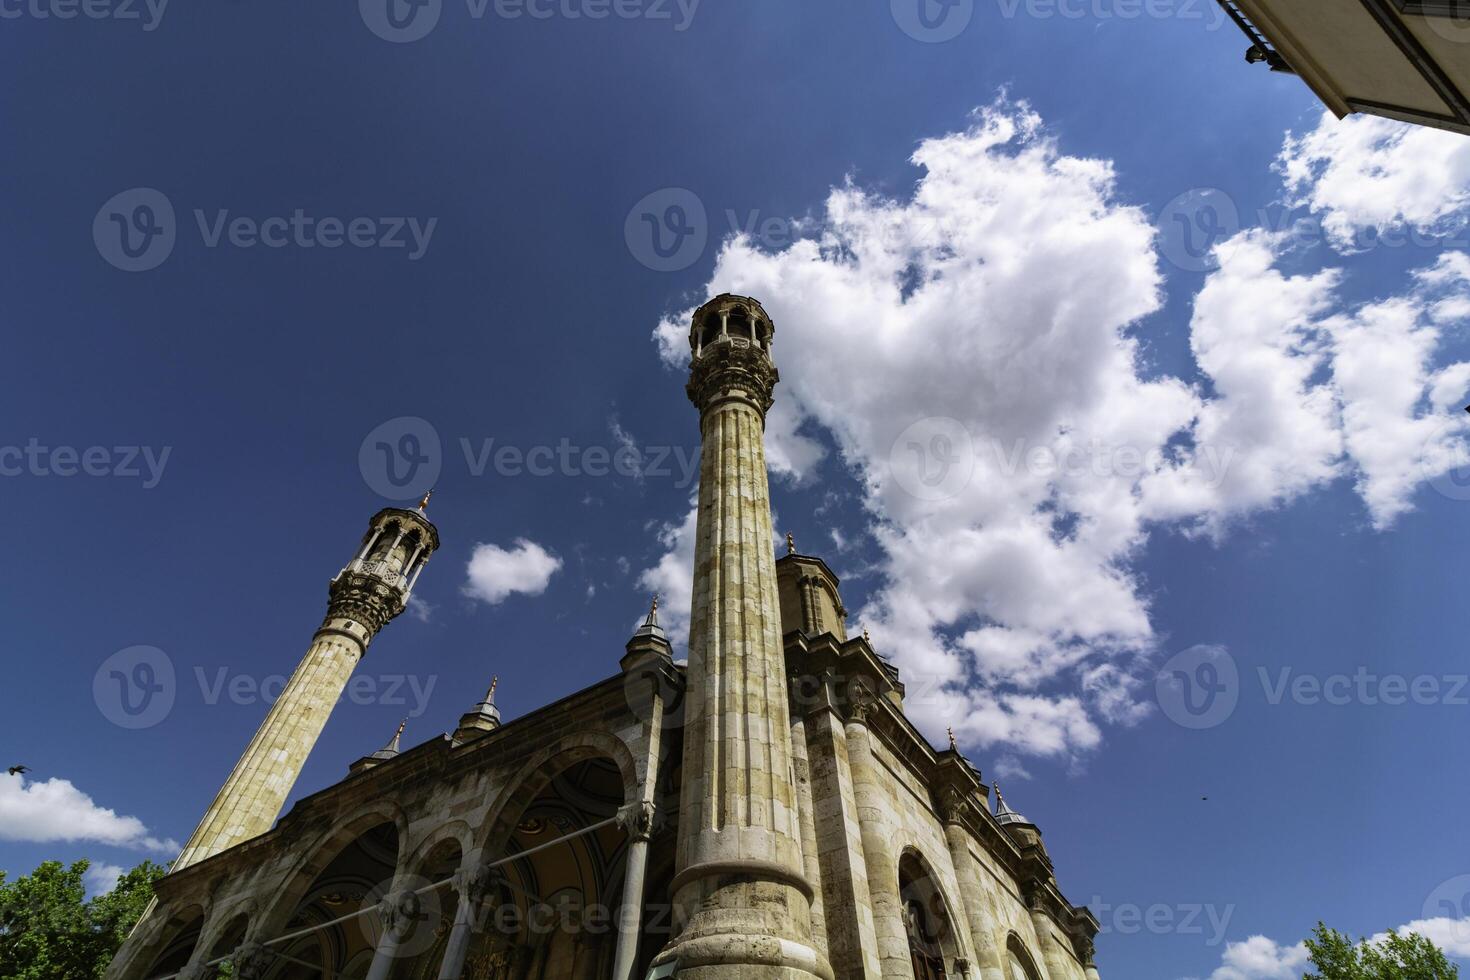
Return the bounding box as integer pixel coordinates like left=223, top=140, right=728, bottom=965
left=174, top=505, right=438, bottom=869
left=801, top=682, right=882, bottom=979
left=1080, top=937, right=1101, bottom=980
left=654, top=295, right=831, bottom=980
left=787, top=711, right=829, bottom=968
left=845, top=705, right=914, bottom=979
left=1028, top=902, right=1073, bottom=980
left=940, top=796, right=1004, bottom=980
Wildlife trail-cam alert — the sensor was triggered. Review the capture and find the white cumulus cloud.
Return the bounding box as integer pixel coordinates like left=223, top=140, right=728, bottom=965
left=642, top=97, right=1470, bottom=764
left=637, top=501, right=698, bottom=650
left=0, top=773, right=178, bottom=854
left=1195, top=934, right=1310, bottom=980
left=1190, top=916, right=1470, bottom=978
left=1278, top=109, right=1470, bottom=252
left=84, top=862, right=126, bottom=896
left=462, top=539, right=562, bottom=605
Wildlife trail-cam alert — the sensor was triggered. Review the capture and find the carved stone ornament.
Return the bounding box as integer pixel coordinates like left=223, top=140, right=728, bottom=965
left=326, top=571, right=405, bottom=634
left=940, top=786, right=973, bottom=826
left=616, top=800, right=660, bottom=841
left=229, top=942, right=271, bottom=980
left=380, top=890, right=420, bottom=937
left=686, top=338, right=780, bottom=418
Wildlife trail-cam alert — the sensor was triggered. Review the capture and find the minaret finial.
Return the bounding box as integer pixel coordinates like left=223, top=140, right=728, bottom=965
left=418, top=489, right=433, bottom=513
left=992, top=781, right=1027, bottom=825
left=786, top=531, right=796, bottom=556
left=373, top=718, right=406, bottom=759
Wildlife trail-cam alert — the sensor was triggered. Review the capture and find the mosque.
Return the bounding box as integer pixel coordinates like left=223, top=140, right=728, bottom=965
left=104, top=295, right=1103, bottom=980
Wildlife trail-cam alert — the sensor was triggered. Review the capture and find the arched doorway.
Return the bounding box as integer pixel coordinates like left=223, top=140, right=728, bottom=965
left=139, top=907, right=204, bottom=980
left=1006, top=935, right=1044, bottom=980
left=199, top=912, right=250, bottom=978
left=394, top=836, right=465, bottom=980
left=899, top=851, right=963, bottom=980
left=263, top=820, right=401, bottom=979
left=462, top=756, right=630, bottom=979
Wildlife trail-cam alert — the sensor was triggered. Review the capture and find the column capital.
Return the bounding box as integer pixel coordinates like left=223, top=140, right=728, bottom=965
left=379, top=890, right=420, bottom=937
left=940, top=786, right=976, bottom=827
left=230, top=942, right=271, bottom=980
left=616, top=800, right=660, bottom=841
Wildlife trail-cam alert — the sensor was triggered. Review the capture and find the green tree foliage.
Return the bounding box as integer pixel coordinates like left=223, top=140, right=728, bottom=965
left=0, top=858, right=165, bottom=979
left=1305, top=922, right=1460, bottom=979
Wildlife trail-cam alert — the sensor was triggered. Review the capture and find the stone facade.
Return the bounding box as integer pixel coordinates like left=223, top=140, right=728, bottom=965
left=106, top=295, right=1100, bottom=980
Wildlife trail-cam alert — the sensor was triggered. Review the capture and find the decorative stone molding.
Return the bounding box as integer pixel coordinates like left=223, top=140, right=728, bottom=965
left=940, top=786, right=975, bottom=827
left=379, top=890, right=419, bottom=938
left=616, top=800, right=661, bottom=841
left=451, top=865, right=493, bottom=908
left=686, top=335, right=780, bottom=419
left=229, top=942, right=270, bottom=980
left=325, top=571, right=405, bottom=636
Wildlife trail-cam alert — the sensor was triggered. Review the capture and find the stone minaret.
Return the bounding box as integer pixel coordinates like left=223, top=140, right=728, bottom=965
left=171, top=500, right=438, bottom=869
left=656, top=295, right=832, bottom=980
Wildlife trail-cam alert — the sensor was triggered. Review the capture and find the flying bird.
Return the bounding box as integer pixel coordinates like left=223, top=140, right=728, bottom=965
left=8, top=765, right=29, bottom=776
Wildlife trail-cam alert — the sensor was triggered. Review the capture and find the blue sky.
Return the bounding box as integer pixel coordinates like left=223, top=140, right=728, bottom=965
left=3, top=2, right=1470, bottom=977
